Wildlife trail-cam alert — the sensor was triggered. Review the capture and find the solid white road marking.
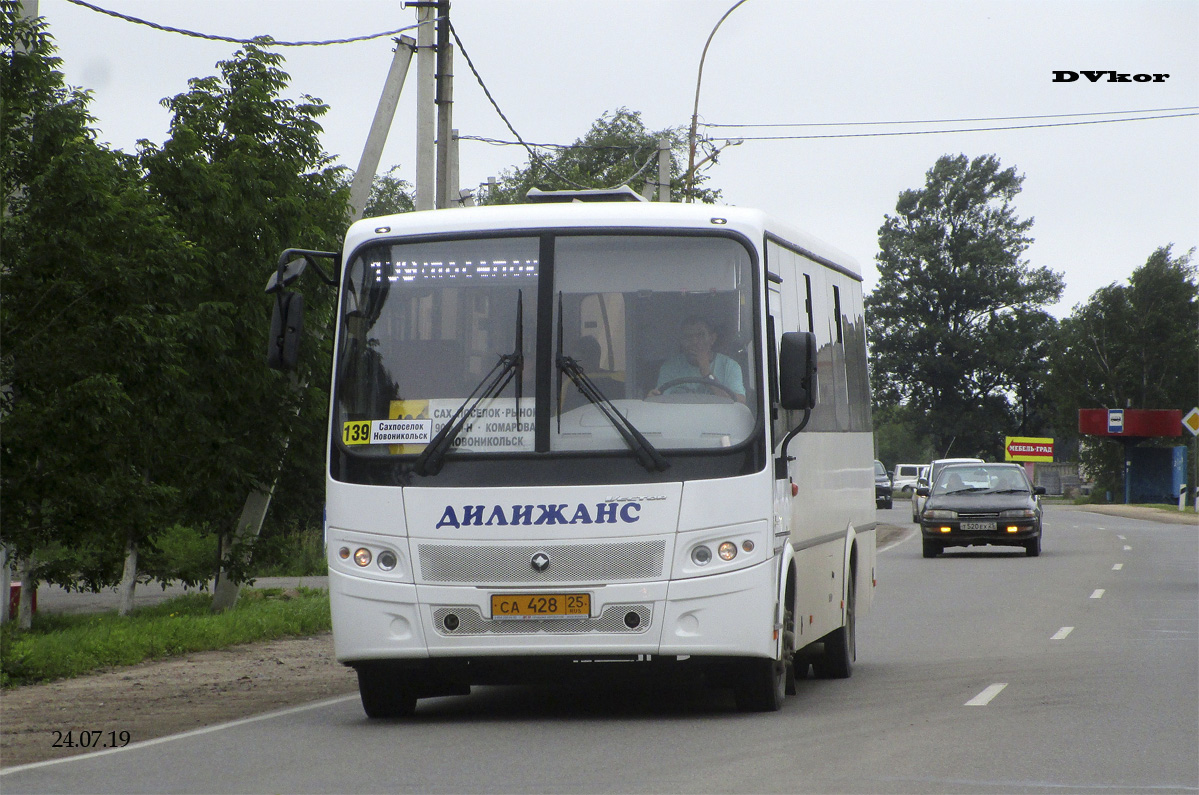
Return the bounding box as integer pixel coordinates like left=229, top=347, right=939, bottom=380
left=966, top=683, right=1008, bottom=706
left=1051, top=627, right=1074, bottom=640
left=1091, top=589, right=1105, bottom=599
left=0, top=694, right=359, bottom=776
left=1112, top=563, right=1124, bottom=570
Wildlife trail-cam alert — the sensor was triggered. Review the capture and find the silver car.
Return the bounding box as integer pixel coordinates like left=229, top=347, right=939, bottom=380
left=911, top=458, right=983, bottom=521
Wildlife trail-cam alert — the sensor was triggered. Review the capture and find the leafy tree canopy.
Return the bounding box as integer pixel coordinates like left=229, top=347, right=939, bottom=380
left=866, top=154, right=1063, bottom=459
left=1047, top=246, right=1197, bottom=492
left=1, top=7, right=204, bottom=590
left=136, top=40, right=351, bottom=552
left=481, top=108, right=721, bottom=205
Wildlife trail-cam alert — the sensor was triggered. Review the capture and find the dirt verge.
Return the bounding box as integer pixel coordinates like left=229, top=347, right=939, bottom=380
left=0, top=633, right=358, bottom=769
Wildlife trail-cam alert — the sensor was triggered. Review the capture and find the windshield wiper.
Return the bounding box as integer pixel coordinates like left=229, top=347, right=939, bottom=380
left=555, top=294, right=668, bottom=473
left=413, top=291, right=523, bottom=476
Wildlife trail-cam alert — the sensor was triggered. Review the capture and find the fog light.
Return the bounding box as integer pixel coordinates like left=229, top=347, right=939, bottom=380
left=338, top=547, right=351, bottom=560
left=718, top=541, right=737, bottom=561
left=1006, top=526, right=1019, bottom=533
left=691, top=545, right=712, bottom=565
left=742, top=539, right=755, bottom=553
left=939, top=526, right=951, bottom=534
left=377, top=550, right=398, bottom=570
left=353, top=547, right=372, bottom=567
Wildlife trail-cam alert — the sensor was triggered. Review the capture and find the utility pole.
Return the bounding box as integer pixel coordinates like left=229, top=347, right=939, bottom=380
left=656, top=138, right=671, bottom=202
left=348, top=36, right=416, bottom=221
left=449, top=129, right=461, bottom=205
left=434, top=0, right=454, bottom=209
left=413, top=2, right=436, bottom=210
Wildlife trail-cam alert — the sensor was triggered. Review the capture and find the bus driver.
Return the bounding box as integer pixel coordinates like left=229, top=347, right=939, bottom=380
left=648, top=316, right=745, bottom=403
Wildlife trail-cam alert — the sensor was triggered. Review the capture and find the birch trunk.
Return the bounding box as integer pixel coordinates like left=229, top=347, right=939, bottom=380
left=117, top=533, right=139, bottom=616
left=0, top=544, right=10, bottom=626
left=15, top=553, right=36, bottom=630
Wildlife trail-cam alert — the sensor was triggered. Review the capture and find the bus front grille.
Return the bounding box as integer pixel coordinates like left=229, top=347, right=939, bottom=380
left=417, top=540, right=667, bottom=584
left=432, top=605, right=653, bottom=635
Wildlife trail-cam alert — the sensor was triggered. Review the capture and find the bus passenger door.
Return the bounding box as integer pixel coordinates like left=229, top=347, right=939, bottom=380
left=767, top=286, right=792, bottom=543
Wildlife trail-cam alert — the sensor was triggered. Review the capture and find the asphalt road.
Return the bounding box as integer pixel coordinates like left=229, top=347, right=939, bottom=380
left=4, top=505, right=1196, bottom=794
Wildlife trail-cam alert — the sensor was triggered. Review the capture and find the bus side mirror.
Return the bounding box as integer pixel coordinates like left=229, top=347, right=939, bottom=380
left=267, top=290, right=304, bottom=371
left=265, top=258, right=309, bottom=294
left=778, top=331, right=817, bottom=411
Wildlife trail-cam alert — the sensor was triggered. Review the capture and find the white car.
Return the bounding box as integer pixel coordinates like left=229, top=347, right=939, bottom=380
left=892, top=463, right=925, bottom=495
left=911, top=458, right=983, bottom=521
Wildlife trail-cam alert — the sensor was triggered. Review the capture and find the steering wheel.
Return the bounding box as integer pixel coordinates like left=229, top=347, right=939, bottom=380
left=654, top=376, right=738, bottom=401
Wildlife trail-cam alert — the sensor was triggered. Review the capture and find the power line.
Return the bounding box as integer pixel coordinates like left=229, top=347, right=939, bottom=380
left=63, top=0, right=426, bottom=46
left=449, top=21, right=659, bottom=192
left=458, top=135, right=646, bottom=152
left=709, top=112, right=1198, bottom=141
left=702, top=106, right=1199, bottom=129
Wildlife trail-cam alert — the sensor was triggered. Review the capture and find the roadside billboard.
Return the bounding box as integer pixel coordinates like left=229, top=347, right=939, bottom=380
left=1005, top=436, right=1054, bottom=463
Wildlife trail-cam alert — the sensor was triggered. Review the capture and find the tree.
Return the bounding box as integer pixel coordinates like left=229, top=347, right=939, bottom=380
left=1048, top=246, right=1198, bottom=494
left=137, top=40, right=350, bottom=610
left=866, top=154, right=1063, bottom=460
left=480, top=108, right=722, bottom=205
left=362, top=164, right=414, bottom=217
left=1, top=8, right=203, bottom=622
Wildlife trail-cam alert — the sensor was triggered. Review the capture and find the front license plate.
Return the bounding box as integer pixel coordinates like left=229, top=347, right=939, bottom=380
left=961, top=521, right=998, bottom=533
left=491, top=593, right=591, bottom=619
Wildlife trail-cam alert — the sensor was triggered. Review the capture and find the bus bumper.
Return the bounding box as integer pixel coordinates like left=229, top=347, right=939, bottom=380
left=330, top=559, right=776, bottom=663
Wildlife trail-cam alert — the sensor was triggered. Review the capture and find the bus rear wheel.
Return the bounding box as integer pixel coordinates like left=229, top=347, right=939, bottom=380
left=813, top=570, right=855, bottom=679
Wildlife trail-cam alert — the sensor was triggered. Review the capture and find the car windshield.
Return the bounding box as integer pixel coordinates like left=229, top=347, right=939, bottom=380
left=932, top=466, right=1030, bottom=495
left=874, top=461, right=887, bottom=477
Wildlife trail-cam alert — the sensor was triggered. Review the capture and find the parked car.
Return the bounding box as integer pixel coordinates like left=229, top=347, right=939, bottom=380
left=918, top=462, right=1045, bottom=558
left=874, top=459, right=893, bottom=509
left=892, top=463, right=924, bottom=495
left=911, top=457, right=983, bottom=521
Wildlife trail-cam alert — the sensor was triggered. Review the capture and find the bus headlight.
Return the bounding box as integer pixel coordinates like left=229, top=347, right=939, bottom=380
left=718, top=541, right=738, bottom=561
left=377, top=550, right=398, bottom=571
left=353, top=548, right=372, bottom=567
left=691, top=545, right=712, bottom=565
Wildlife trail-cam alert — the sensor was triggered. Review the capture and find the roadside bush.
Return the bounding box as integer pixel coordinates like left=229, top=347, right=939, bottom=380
left=0, top=588, right=330, bottom=687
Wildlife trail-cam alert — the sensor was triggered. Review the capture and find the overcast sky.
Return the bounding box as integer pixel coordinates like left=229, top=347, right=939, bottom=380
left=36, top=0, right=1199, bottom=317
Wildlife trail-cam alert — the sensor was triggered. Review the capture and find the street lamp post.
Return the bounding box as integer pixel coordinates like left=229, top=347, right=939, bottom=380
left=685, top=0, right=752, bottom=202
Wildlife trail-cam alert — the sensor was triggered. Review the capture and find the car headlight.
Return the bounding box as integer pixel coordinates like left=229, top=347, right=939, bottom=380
left=1000, top=508, right=1036, bottom=519
left=923, top=509, right=957, bottom=520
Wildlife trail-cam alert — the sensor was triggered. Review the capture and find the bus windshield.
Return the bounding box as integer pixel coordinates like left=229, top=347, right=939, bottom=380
left=333, top=232, right=759, bottom=464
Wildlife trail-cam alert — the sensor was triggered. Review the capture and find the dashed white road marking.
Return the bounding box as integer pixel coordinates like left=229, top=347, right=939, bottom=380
left=1051, top=627, right=1074, bottom=640
left=1123, top=545, right=1132, bottom=551
left=1117, top=534, right=1126, bottom=540
left=1090, top=589, right=1105, bottom=599
left=965, top=683, right=1008, bottom=706
left=1112, top=563, right=1124, bottom=570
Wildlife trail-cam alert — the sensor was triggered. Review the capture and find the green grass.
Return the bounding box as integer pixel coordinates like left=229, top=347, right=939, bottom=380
left=1135, top=503, right=1197, bottom=514
left=0, top=588, right=331, bottom=689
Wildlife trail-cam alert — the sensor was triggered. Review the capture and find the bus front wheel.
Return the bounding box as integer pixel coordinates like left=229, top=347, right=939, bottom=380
left=733, top=657, right=786, bottom=712
left=356, top=664, right=418, bottom=719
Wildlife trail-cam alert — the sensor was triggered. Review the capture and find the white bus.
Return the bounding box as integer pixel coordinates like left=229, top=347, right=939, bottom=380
left=267, top=189, right=877, bottom=716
